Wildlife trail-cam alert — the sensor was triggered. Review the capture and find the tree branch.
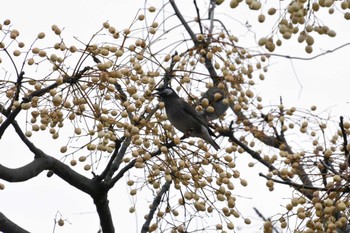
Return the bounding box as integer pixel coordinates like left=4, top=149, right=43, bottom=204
left=339, top=116, right=350, bottom=166
left=193, top=0, right=204, bottom=35
left=8, top=120, right=113, bottom=232
left=110, top=142, right=175, bottom=188
left=231, top=105, right=314, bottom=196
left=141, top=181, right=172, bottom=233
left=0, top=67, right=92, bottom=139
left=221, top=123, right=314, bottom=199
left=0, top=157, right=47, bottom=182
left=94, top=194, right=114, bottom=233
left=169, top=0, right=197, bottom=44
left=104, top=136, right=131, bottom=181
left=0, top=212, right=30, bottom=233
left=254, top=42, right=350, bottom=61
left=170, top=0, right=218, bottom=82
left=95, top=137, right=125, bottom=182
left=3, top=121, right=99, bottom=196
left=259, top=173, right=350, bottom=193
left=220, top=125, right=279, bottom=172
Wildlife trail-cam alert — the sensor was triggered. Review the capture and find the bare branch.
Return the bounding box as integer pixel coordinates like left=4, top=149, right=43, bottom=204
left=8, top=120, right=114, bottom=232
left=0, top=66, right=92, bottom=139
left=254, top=42, right=350, bottom=61
left=110, top=141, right=176, bottom=188
left=6, top=121, right=99, bottom=196
left=169, top=0, right=197, bottom=44
left=193, top=0, right=204, bottom=35
left=95, top=137, right=125, bottom=182
left=221, top=123, right=314, bottom=199
left=170, top=0, right=219, bottom=82
left=104, top=136, right=131, bottom=182
left=259, top=173, right=350, bottom=193
left=339, top=116, right=350, bottom=166
left=0, top=212, right=30, bottom=233
left=141, top=181, right=172, bottom=233
left=0, top=157, right=48, bottom=182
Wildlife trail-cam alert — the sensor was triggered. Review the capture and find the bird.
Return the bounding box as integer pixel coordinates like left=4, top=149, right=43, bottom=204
left=199, top=84, right=229, bottom=121
left=155, top=86, right=220, bottom=150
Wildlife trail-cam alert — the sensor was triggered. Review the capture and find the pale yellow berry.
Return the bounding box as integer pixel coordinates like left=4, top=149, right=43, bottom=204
left=58, top=219, right=64, bottom=226
left=37, top=32, right=45, bottom=39
left=130, top=189, right=137, bottom=195
left=230, top=0, right=239, bottom=8
left=268, top=8, right=276, bottom=15
left=84, top=164, right=91, bottom=171
left=240, top=179, right=248, bottom=186
left=138, top=14, right=145, bottom=20
left=148, top=6, right=156, bottom=12
left=305, top=45, right=313, bottom=53
left=25, top=131, right=32, bottom=137
left=27, top=58, right=35, bottom=65
left=70, top=160, right=77, bottom=166
left=227, top=222, right=234, bottom=230
left=13, top=50, right=21, bottom=56
left=60, top=146, right=67, bottom=153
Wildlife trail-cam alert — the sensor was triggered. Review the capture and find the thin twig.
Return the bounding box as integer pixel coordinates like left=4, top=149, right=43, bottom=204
left=254, top=42, right=350, bottom=60
left=259, top=173, right=350, bottom=193
left=193, top=0, right=204, bottom=35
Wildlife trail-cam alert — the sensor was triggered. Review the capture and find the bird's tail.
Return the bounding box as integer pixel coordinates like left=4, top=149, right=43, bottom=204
left=209, top=138, right=220, bottom=150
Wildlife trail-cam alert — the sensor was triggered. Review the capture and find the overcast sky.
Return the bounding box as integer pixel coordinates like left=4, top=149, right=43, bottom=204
left=1, top=1, right=350, bottom=232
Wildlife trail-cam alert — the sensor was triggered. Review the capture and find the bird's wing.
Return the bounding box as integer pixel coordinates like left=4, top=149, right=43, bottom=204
left=203, top=87, right=225, bottom=103
left=181, top=99, right=217, bottom=135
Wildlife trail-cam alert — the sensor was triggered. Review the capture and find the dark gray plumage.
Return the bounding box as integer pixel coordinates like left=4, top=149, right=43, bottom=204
left=199, top=85, right=229, bottom=121
left=156, top=87, right=220, bottom=150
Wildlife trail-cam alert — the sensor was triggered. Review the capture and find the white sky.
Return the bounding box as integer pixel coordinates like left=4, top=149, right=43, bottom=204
left=1, top=0, right=350, bottom=232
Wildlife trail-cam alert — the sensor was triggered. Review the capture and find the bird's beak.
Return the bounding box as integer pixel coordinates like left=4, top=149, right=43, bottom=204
left=152, top=90, right=160, bottom=97
left=152, top=87, right=163, bottom=97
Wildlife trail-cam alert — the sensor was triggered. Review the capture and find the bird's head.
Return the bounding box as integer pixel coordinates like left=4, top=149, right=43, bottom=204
left=154, top=86, right=176, bottom=99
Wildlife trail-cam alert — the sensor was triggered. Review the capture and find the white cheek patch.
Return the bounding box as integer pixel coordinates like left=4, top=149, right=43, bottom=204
left=163, top=88, right=173, bottom=95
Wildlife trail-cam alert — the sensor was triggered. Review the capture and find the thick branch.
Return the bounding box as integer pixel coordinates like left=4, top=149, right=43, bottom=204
left=94, top=194, right=114, bottom=233
left=8, top=116, right=112, bottom=232
left=0, top=212, right=30, bottom=233
left=105, top=136, right=131, bottom=181
left=0, top=156, right=97, bottom=195
left=3, top=121, right=100, bottom=196
left=0, top=157, right=48, bottom=182
left=141, top=181, right=172, bottom=233
left=95, top=137, right=125, bottom=182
